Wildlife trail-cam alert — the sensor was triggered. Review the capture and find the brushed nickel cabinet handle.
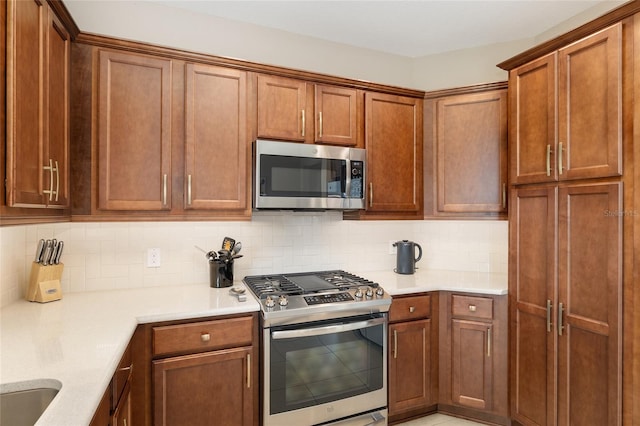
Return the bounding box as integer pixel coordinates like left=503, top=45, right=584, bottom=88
left=301, top=110, right=305, bottom=137
left=187, top=174, right=192, bottom=206
left=163, top=174, right=168, bottom=206
left=546, top=299, right=552, bottom=333
left=409, top=306, right=415, bottom=313
left=43, top=159, right=54, bottom=201
left=319, top=111, right=323, bottom=138
left=200, top=333, right=211, bottom=342
left=487, top=328, right=491, bottom=357
left=558, top=142, right=564, bottom=175
left=247, top=353, right=251, bottom=388
left=54, top=160, right=60, bottom=202
left=468, top=304, right=477, bottom=312
left=546, top=144, right=552, bottom=177
left=369, top=183, right=373, bottom=207
left=558, top=302, right=564, bottom=336
left=502, top=183, right=506, bottom=209
left=393, top=329, right=398, bottom=359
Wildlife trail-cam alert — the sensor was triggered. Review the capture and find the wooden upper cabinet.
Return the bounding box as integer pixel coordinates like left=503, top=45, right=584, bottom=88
left=185, top=64, right=247, bottom=211
left=364, top=92, right=423, bottom=215
left=427, top=88, right=507, bottom=218
left=557, top=24, right=622, bottom=180
left=45, top=11, right=70, bottom=208
left=6, top=0, right=69, bottom=209
left=510, top=23, right=622, bottom=185
left=314, top=84, right=357, bottom=146
left=257, top=75, right=308, bottom=142
left=97, top=50, right=172, bottom=211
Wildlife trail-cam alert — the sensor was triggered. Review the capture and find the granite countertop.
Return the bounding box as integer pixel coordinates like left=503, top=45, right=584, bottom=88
left=362, top=269, right=508, bottom=296
left=0, top=269, right=507, bottom=425
left=0, top=282, right=260, bottom=426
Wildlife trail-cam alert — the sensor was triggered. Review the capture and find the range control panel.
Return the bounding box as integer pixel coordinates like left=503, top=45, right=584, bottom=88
left=304, top=292, right=354, bottom=305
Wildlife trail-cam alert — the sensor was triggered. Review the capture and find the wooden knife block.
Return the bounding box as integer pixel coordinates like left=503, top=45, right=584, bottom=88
left=26, top=262, right=63, bottom=303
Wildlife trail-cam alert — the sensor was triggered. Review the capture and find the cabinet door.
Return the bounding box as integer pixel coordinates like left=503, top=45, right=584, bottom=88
left=509, top=186, right=557, bottom=426
left=557, top=182, right=621, bottom=426
left=98, top=50, right=172, bottom=210
left=557, top=24, right=622, bottom=180
left=257, top=75, right=308, bottom=142
left=509, top=53, right=557, bottom=185
left=451, top=319, right=492, bottom=410
left=6, top=0, right=46, bottom=207
left=153, top=347, right=253, bottom=426
left=314, top=84, right=357, bottom=146
left=389, top=319, right=431, bottom=415
left=435, top=90, right=507, bottom=214
left=185, top=64, right=247, bottom=211
left=112, top=381, right=132, bottom=426
left=44, top=10, right=70, bottom=208
left=365, top=92, right=422, bottom=213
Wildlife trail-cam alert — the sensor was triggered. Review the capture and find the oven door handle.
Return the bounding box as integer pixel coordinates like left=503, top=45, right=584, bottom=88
left=271, top=317, right=386, bottom=340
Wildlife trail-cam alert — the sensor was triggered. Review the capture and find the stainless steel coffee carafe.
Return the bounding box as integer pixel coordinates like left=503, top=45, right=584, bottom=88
left=393, top=240, right=422, bottom=274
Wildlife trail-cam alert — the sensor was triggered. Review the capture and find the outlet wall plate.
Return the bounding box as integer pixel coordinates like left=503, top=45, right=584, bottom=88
left=147, top=248, right=161, bottom=267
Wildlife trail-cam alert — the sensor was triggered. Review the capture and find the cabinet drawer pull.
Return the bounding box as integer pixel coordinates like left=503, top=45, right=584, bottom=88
left=393, top=329, right=398, bottom=359
left=546, top=144, right=552, bottom=177
left=558, top=142, right=564, bottom=175
left=162, top=174, right=168, bottom=206
left=247, top=353, right=251, bottom=388
left=468, top=304, right=477, bottom=312
left=187, top=174, right=192, bottom=206
left=43, top=159, right=55, bottom=201
left=200, top=333, right=211, bottom=342
left=487, top=328, right=491, bottom=357
left=558, top=302, right=564, bottom=336
left=319, top=111, right=323, bottom=138
left=502, top=183, right=506, bottom=209
left=301, top=110, right=305, bottom=137
left=369, top=183, right=373, bottom=207
left=546, top=299, right=552, bottom=333
left=409, top=306, right=415, bottom=313
left=54, top=160, right=60, bottom=202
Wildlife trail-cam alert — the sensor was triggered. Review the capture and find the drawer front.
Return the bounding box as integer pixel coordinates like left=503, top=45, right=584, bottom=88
left=452, top=294, right=493, bottom=320
left=153, top=315, right=254, bottom=357
left=390, top=294, right=431, bottom=322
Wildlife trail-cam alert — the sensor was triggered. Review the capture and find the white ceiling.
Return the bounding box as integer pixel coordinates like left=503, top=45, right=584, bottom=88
left=150, top=0, right=625, bottom=57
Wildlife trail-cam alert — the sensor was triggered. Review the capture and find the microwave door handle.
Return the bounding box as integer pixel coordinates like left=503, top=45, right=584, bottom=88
left=271, top=317, right=386, bottom=340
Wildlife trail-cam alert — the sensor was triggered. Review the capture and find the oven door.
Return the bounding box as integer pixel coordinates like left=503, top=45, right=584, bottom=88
left=264, top=313, right=387, bottom=426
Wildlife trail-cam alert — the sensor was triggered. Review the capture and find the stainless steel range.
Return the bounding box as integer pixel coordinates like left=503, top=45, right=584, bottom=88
left=243, top=270, right=391, bottom=426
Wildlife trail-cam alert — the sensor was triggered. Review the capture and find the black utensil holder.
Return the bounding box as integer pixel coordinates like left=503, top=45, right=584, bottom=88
left=210, top=259, right=233, bottom=288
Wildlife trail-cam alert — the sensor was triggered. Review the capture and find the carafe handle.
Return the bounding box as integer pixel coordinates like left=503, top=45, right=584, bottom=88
left=414, top=243, right=422, bottom=263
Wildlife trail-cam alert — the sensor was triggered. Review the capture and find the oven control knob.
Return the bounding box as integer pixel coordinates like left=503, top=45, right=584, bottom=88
left=278, top=295, right=289, bottom=306
left=376, top=287, right=385, bottom=297
left=354, top=288, right=363, bottom=298
left=365, top=287, right=374, bottom=298
left=265, top=296, right=276, bottom=308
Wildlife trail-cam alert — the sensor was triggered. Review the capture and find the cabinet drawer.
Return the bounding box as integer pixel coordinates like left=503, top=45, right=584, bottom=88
left=153, top=316, right=254, bottom=357
left=111, top=342, right=132, bottom=411
left=390, top=294, right=431, bottom=322
left=452, top=295, right=493, bottom=320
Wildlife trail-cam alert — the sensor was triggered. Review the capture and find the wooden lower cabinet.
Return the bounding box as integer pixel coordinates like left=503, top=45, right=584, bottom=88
left=388, top=293, right=437, bottom=422
left=153, top=347, right=253, bottom=426
left=89, top=342, right=133, bottom=426
left=149, top=314, right=258, bottom=426
left=439, top=293, right=509, bottom=424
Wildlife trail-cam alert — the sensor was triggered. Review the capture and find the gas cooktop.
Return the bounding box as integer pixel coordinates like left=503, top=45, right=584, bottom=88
left=243, top=270, right=391, bottom=325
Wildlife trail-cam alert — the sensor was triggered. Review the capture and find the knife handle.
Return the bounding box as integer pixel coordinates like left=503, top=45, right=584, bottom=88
left=42, top=240, right=52, bottom=266
left=35, top=239, right=45, bottom=263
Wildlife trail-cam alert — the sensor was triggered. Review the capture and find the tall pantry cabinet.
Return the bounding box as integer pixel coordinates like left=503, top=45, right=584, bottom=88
left=499, top=9, right=640, bottom=425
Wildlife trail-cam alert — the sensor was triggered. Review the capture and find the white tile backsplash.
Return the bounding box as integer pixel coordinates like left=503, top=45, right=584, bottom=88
left=0, top=212, right=508, bottom=307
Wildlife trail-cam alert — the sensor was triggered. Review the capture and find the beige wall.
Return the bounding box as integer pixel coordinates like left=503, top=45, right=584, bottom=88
left=64, top=1, right=623, bottom=92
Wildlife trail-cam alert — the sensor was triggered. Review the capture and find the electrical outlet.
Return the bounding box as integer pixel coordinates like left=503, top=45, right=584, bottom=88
left=389, top=240, right=397, bottom=255
left=147, top=248, right=161, bottom=267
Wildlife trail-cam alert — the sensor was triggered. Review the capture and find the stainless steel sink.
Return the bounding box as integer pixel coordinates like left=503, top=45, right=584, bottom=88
left=0, top=385, right=59, bottom=426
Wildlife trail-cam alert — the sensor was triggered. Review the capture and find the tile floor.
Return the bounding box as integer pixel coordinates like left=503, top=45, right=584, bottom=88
left=396, top=413, right=485, bottom=425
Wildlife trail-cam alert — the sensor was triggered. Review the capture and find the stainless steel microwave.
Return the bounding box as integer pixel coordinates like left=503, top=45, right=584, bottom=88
left=253, top=139, right=365, bottom=210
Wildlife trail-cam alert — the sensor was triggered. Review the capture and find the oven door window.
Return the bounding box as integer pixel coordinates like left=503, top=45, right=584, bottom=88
left=268, top=315, right=385, bottom=415
left=259, top=154, right=347, bottom=198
